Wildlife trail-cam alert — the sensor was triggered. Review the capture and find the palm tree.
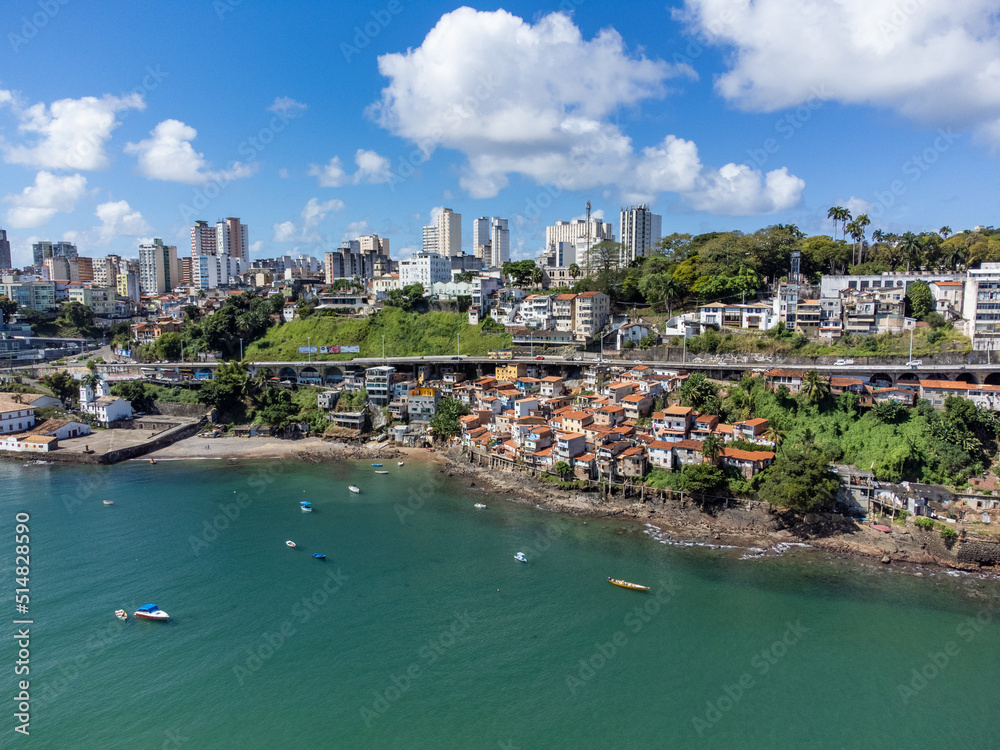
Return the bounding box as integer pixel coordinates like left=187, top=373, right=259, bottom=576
left=82, top=372, right=102, bottom=390
left=846, top=220, right=862, bottom=265
left=899, top=232, right=923, bottom=272
left=801, top=370, right=830, bottom=405
left=701, top=434, right=724, bottom=467
left=939, top=226, right=952, bottom=239
left=530, top=266, right=544, bottom=289
left=855, top=214, right=870, bottom=263
left=827, top=207, right=843, bottom=241
left=945, top=246, right=968, bottom=272
left=568, top=263, right=580, bottom=282
left=764, top=420, right=786, bottom=452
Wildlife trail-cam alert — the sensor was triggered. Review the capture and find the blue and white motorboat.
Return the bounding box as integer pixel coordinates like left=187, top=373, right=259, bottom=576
left=514, top=552, right=528, bottom=563
left=371, top=463, right=383, bottom=467
left=311, top=553, right=326, bottom=560
left=300, top=501, right=313, bottom=512
left=134, top=603, right=169, bottom=621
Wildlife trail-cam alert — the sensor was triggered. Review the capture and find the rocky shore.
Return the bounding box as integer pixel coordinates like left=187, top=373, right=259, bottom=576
left=435, top=447, right=1000, bottom=574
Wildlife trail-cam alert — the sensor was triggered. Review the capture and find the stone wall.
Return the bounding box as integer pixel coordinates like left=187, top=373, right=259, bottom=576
left=957, top=539, right=1000, bottom=565
left=153, top=400, right=212, bottom=419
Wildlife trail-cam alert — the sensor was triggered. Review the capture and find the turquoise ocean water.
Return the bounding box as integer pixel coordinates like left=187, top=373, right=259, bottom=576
left=2, top=457, right=999, bottom=749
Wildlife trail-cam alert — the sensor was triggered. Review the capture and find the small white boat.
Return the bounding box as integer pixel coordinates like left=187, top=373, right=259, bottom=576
left=300, top=501, right=313, bottom=513
left=286, top=540, right=296, bottom=548
left=374, top=470, right=389, bottom=475
left=134, top=603, right=169, bottom=621
left=103, top=500, right=114, bottom=505
left=114, top=609, right=127, bottom=621
left=348, top=485, right=360, bottom=494
left=514, top=552, right=528, bottom=563
left=474, top=503, right=487, bottom=509
left=397, top=461, right=404, bottom=467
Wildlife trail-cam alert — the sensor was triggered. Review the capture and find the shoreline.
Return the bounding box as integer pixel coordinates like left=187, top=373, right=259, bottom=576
left=31, top=432, right=999, bottom=576
left=432, top=447, right=1000, bottom=576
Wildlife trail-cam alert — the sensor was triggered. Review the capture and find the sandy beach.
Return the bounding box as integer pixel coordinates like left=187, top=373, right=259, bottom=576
left=145, top=434, right=446, bottom=465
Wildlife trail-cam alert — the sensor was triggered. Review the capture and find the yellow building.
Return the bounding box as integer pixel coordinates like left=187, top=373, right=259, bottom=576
left=496, top=363, right=527, bottom=381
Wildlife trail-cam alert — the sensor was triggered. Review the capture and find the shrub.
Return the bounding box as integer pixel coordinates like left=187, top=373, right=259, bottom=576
left=939, top=527, right=958, bottom=545
left=914, top=517, right=935, bottom=530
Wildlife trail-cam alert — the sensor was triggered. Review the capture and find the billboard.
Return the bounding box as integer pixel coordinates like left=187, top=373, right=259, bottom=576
left=340, top=345, right=360, bottom=353
left=298, top=346, right=318, bottom=354
left=319, top=346, right=340, bottom=354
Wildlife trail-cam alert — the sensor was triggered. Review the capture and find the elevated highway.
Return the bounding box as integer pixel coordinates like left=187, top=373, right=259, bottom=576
left=92, top=355, right=1000, bottom=387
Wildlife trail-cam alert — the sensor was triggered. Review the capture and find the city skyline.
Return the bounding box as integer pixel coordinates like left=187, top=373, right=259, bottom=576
left=1, top=2, right=998, bottom=268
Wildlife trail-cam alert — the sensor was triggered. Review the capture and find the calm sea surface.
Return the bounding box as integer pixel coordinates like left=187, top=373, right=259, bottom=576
left=2, top=457, right=999, bottom=749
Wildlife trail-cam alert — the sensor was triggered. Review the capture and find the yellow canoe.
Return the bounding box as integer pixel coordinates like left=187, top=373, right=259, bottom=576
left=608, top=578, right=649, bottom=591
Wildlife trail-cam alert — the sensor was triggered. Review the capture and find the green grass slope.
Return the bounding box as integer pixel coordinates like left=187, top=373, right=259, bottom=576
left=245, top=308, right=512, bottom=361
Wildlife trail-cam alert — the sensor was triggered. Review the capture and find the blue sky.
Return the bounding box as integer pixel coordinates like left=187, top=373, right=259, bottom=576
left=1, top=1, right=998, bottom=268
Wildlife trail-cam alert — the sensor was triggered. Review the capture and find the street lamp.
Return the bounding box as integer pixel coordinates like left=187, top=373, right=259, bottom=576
left=382, top=334, right=386, bottom=361
left=239, top=337, right=244, bottom=362
left=457, top=332, right=460, bottom=356
left=307, top=336, right=311, bottom=365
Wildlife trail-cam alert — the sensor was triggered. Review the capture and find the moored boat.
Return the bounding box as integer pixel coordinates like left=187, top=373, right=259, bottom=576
left=872, top=524, right=892, bottom=533
left=608, top=578, right=650, bottom=592
left=397, top=461, right=404, bottom=467
left=374, top=470, right=389, bottom=474
left=514, top=552, right=528, bottom=563
left=286, top=540, right=296, bottom=548
left=134, top=603, right=169, bottom=621
left=311, top=553, right=326, bottom=560
left=114, top=609, right=127, bottom=621
left=348, top=485, right=360, bottom=494
left=300, top=501, right=313, bottom=512
left=103, top=500, right=114, bottom=505
left=474, top=503, right=487, bottom=509
left=371, top=463, right=383, bottom=467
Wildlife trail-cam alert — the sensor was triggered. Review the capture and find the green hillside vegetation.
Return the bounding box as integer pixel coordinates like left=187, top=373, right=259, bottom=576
left=674, top=318, right=969, bottom=358
left=246, top=307, right=511, bottom=361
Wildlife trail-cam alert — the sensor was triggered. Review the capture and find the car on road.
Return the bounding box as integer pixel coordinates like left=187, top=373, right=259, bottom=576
left=534, top=355, right=544, bottom=360
left=834, top=359, right=855, bottom=366
left=451, top=356, right=462, bottom=360
left=906, top=359, right=923, bottom=367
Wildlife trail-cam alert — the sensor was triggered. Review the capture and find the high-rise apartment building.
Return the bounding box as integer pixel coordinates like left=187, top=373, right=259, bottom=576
left=545, top=219, right=614, bottom=249
left=358, top=234, right=390, bottom=257
left=138, top=239, right=180, bottom=294
left=423, top=208, right=461, bottom=257
left=31, top=240, right=77, bottom=269
left=0, top=230, right=11, bottom=270
left=191, top=220, right=217, bottom=256
left=68, top=257, right=94, bottom=284
left=619, top=205, right=662, bottom=263
left=473, top=217, right=509, bottom=267
left=217, top=217, right=249, bottom=265
left=44, top=256, right=70, bottom=282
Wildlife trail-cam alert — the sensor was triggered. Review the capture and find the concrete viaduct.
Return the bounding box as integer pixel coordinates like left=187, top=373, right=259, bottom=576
left=95, top=356, right=1000, bottom=388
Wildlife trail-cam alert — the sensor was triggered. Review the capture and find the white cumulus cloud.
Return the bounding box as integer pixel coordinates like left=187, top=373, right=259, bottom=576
left=302, top=197, right=345, bottom=228
left=676, top=0, right=1000, bottom=142
left=0, top=91, right=144, bottom=170
left=4, top=171, right=88, bottom=228
left=94, top=200, right=151, bottom=243
left=273, top=198, right=345, bottom=242
left=370, top=8, right=803, bottom=214
left=125, top=119, right=255, bottom=184
left=268, top=97, right=307, bottom=118
left=308, top=149, right=393, bottom=187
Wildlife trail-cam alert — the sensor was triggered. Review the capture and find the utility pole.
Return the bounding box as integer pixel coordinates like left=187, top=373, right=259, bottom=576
left=457, top=332, right=460, bottom=356
left=382, top=334, right=386, bottom=361
left=239, top=337, right=244, bottom=362
left=585, top=200, right=591, bottom=280
left=306, top=336, right=310, bottom=364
